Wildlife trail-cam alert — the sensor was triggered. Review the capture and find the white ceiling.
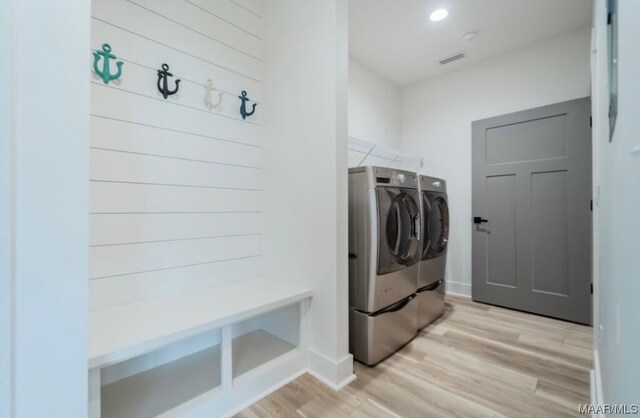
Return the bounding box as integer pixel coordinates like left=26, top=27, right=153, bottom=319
left=349, top=0, right=592, bottom=86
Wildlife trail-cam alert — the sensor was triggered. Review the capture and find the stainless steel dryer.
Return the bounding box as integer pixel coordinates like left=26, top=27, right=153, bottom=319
left=348, top=166, right=420, bottom=365
left=417, top=175, right=449, bottom=329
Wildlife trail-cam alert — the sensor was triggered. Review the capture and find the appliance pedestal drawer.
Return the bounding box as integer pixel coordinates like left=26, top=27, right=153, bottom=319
left=417, top=279, right=445, bottom=329
left=349, top=294, right=418, bottom=366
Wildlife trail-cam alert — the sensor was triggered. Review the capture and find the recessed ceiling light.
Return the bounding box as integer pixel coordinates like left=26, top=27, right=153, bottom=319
left=430, top=9, right=448, bottom=22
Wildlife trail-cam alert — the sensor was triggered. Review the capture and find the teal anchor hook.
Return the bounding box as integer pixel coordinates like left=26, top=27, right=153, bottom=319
left=92, top=44, right=124, bottom=85
left=238, top=91, right=257, bottom=120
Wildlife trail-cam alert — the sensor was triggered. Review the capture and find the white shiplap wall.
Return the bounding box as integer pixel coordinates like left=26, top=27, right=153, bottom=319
left=90, top=0, right=264, bottom=311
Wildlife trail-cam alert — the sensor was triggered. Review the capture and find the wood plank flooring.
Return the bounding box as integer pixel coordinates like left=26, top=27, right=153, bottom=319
left=234, top=296, right=593, bottom=418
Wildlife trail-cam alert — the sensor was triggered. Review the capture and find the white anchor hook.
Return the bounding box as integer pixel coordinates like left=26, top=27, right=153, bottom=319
left=204, top=79, right=223, bottom=110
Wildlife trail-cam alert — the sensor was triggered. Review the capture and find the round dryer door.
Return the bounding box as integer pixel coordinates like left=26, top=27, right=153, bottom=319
left=423, top=193, right=449, bottom=259
left=377, top=188, right=420, bottom=275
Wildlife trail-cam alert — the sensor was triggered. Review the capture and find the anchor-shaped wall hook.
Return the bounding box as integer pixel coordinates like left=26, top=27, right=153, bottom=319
left=92, top=43, right=124, bottom=85
left=238, top=90, right=257, bottom=120
left=157, top=63, right=181, bottom=99
left=204, top=79, right=223, bottom=110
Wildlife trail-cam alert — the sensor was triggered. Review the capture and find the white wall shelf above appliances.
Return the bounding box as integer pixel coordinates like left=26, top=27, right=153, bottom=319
left=348, top=136, right=423, bottom=172
left=88, top=277, right=312, bottom=418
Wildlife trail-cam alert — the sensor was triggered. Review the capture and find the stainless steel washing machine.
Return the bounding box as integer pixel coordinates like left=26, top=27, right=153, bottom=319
left=348, top=166, right=420, bottom=365
left=417, top=175, right=449, bottom=329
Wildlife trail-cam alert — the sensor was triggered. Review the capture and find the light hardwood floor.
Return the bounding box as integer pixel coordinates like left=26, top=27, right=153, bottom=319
left=235, top=296, right=593, bottom=418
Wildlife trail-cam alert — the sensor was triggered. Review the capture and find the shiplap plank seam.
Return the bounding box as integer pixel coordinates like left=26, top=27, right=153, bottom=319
left=91, top=115, right=261, bottom=148
left=91, top=211, right=262, bottom=215
left=91, top=82, right=262, bottom=126
left=90, top=233, right=262, bottom=248
left=89, top=53, right=263, bottom=123
left=89, top=49, right=262, bottom=104
left=91, top=147, right=261, bottom=170
left=184, top=0, right=261, bottom=40
left=128, top=0, right=262, bottom=62
left=90, top=254, right=263, bottom=280
left=130, top=0, right=262, bottom=58
left=91, top=86, right=261, bottom=146
left=90, top=213, right=262, bottom=246
left=90, top=179, right=262, bottom=192
left=91, top=16, right=261, bottom=83
left=93, top=0, right=261, bottom=78
left=230, top=0, right=261, bottom=18
left=90, top=118, right=262, bottom=170
left=91, top=18, right=263, bottom=102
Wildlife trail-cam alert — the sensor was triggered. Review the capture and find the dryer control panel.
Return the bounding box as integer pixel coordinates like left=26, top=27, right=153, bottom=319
left=374, top=167, right=418, bottom=188
left=419, top=174, right=447, bottom=193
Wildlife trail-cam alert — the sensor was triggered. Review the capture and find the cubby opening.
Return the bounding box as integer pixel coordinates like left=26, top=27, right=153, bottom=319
left=100, top=329, right=222, bottom=418
left=232, top=304, right=301, bottom=383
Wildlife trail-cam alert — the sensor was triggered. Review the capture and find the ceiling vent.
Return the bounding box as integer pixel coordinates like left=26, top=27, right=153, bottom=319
left=438, top=51, right=467, bottom=65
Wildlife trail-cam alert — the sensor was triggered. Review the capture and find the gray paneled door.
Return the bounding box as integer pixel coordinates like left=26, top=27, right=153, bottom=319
left=472, top=98, right=592, bottom=324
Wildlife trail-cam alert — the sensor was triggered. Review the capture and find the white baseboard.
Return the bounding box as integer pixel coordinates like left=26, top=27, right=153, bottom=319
left=590, top=349, right=604, bottom=418
left=307, top=349, right=356, bottom=390
left=221, top=369, right=306, bottom=418
left=445, top=281, right=472, bottom=298
left=223, top=351, right=355, bottom=417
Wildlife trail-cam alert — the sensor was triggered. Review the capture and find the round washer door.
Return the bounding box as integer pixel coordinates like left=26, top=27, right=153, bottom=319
left=377, top=188, right=420, bottom=275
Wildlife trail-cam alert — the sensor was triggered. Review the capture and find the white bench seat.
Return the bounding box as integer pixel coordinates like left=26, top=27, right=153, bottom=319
left=88, top=277, right=312, bottom=417
left=89, top=277, right=313, bottom=369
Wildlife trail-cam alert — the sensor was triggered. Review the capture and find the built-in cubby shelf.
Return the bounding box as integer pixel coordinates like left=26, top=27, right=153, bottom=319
left=88, top=277, right=312, bottom=418
left=233, top=330, right=297, bottom=382
left=101, top=345, right=222, bottom=418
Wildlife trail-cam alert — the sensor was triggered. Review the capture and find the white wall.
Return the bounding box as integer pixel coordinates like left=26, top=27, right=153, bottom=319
left=401, top=27, right=592, bottom=296
left=3, top=0, right=91, bottom=416
left=263, top=0, right=354, bottom=388
left=0, top=0, right=12, bottom=415
left=348, top=58, right=407, bottom=169
left=89, top=0, right=264, bottom=310
left=591, top=0, right=640, bottom=407
left=348, top=57, right=401, bottom=148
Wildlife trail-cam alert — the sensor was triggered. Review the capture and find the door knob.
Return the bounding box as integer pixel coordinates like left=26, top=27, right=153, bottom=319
left=473, top=217, right=488, bottom=224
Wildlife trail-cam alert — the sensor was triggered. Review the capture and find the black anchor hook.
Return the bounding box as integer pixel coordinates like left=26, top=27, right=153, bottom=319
left=239, top=90, right=257, bottom=120
left=157, top=63, right=181, bottom=99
